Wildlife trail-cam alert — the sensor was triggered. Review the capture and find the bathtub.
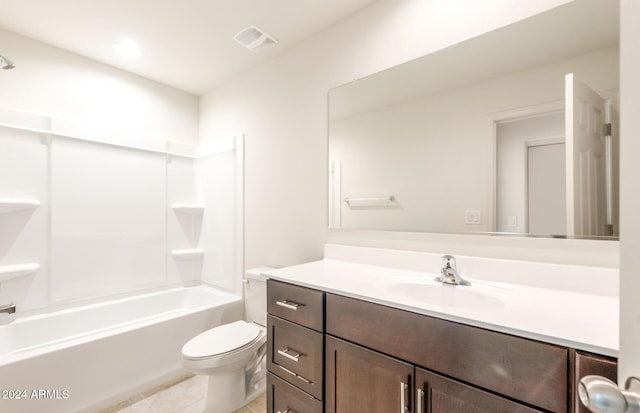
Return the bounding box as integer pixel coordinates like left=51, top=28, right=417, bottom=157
left=0, top=285, right=243, bottom=413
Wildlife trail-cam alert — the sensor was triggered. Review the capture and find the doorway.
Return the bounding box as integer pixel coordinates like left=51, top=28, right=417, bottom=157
left=495, top=111, right=565, bottom=233
left=527, top=140, right=566, bottom=235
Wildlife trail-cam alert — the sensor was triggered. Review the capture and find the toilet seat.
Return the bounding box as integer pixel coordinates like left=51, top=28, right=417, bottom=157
left=182, top=320, right=266, bottom=373
left=183, top=320, right=262, bottom=359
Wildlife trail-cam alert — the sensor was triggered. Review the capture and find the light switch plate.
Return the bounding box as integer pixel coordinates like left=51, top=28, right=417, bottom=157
left=464, top=210, right=481, bottom=225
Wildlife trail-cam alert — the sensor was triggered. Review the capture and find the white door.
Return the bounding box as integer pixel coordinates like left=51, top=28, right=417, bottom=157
left=528, top=143, right=566, bottom=235
left=565, top=73, right=608, bottom=237
left=578, top=1, right=640, bottom=411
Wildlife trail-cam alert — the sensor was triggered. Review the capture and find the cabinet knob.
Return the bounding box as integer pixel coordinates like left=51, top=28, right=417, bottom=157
left=579, top=376, right=640, bottom=413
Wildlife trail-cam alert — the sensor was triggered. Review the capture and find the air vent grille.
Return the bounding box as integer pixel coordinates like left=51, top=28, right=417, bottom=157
left=234, top=25, right=277, bottom=53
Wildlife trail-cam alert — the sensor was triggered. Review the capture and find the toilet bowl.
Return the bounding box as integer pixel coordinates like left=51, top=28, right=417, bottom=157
left=181, top=268, right=273, bottom=413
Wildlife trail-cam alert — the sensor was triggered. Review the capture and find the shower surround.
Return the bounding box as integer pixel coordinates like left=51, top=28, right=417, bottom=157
left=0, top=108, right=244, bottom=412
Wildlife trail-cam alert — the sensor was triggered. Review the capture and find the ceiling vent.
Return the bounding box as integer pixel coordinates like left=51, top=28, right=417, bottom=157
left=234, top=25, right=277, bottom=53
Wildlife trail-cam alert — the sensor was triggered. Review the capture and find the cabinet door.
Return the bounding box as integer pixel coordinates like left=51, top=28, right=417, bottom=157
left=573, top=351, right=617, bottom=413
left=415, top=368, right=544, bottom=413
left=326, top=336, right=413, bottom=413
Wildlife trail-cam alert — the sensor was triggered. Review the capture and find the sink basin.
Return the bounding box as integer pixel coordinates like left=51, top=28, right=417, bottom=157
left=379, top=276, right=506, bottom=310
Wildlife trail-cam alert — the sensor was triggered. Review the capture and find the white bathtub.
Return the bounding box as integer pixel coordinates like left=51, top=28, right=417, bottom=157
left=0, top=285, right=243, bottom=413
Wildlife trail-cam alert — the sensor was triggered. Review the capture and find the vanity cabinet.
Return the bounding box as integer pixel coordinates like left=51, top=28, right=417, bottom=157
left=266, top=279, right=618, bottom=413
left=266, top=280, right=325, bottom=413
left=325, top=335, right=546, bottom=413
left=326, top=292, right=568, bottom=412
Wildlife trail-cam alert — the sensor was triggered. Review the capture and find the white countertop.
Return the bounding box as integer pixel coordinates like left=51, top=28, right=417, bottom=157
left=264, top=245, right=619, bottom=357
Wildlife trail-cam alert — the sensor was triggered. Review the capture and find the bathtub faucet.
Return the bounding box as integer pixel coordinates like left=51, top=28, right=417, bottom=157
left=0, top=303, right=16, bottom=314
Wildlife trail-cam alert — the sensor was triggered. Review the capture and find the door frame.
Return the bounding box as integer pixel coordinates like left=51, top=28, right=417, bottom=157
left=619, top=0, right=639, bottom=385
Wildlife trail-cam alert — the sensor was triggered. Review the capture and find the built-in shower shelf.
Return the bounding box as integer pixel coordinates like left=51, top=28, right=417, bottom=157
left=0, top=263, right=40, bottom=282
left=171, top=204, right=205, bottom=215
left=171, top=249, right=204, bottom=260
left=0, top=199, right=40, bottom=213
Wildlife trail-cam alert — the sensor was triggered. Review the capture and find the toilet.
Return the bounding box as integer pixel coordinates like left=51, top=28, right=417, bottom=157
left=182, top=268, right=273, bottom=413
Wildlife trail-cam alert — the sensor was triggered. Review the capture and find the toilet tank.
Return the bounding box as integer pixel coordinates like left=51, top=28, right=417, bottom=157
left=244, top=267, right=274, bottom=326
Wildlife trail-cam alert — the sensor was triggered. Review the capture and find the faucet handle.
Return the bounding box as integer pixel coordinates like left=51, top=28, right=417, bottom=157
left=442, top=255, right=456, bottom=269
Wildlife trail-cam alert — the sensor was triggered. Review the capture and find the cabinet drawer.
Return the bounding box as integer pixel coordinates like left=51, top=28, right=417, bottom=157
left=327, top=293, right=568, bottom=413
left=267, top=373, right=322, bottom=413
left=267, top=280, right=324, bottom=331
left=267, top=315, right=323, bottom=399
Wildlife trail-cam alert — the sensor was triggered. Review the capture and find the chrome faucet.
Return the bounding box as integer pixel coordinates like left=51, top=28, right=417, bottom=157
left=435, top=255, right=471, bottom=286
left=0, top=303, right=16, bottom=314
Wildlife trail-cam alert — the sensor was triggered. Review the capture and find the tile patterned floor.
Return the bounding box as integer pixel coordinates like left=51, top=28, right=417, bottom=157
left=101, top=375, right=266, bottom=413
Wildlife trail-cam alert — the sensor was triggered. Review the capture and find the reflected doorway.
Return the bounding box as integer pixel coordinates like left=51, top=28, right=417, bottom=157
left=528, top=141, right=566, bottom=235
left=495, top=111, right=565, bottom=234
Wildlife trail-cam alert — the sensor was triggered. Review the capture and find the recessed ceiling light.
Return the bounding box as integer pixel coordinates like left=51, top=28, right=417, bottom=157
left=113, top=40, right=142, bottom=58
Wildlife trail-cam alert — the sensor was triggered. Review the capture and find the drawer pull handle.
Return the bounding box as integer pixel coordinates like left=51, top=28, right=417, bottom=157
left=297, top=375, right=313, bottom=384
left=278, top=365, right=297, bottom=377
left=277, top=365, right=313, bottom=385
left=276, top=300, right=304, bottom=310
left=278, top=347, right=302, bottom=362
left=278, top=409, right=296, bottom=413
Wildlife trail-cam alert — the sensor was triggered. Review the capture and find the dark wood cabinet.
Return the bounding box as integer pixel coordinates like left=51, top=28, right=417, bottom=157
left=266, top=280, right=325, bottom=413
left=266, top=279, right=618, bottom=413
left=325, top=335, right=413, bottom=413
left=416, top=368, right=543, bottom=413
left=326, top=292, right=568, bottom=412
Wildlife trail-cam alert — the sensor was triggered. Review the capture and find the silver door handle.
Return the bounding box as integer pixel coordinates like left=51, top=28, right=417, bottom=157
left=278, top=409, right=296, bottom=413
left=416, top=388, right=424, bottom=413
left=277, top=347, right=302, bottom=362
left=580, top=376, right=640, bottom=413
left=276, top=300, right=303, bottom=310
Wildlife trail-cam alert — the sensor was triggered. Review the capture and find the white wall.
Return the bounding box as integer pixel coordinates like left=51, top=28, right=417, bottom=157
left=0, top=28, right=198, bottom=144
left=200, top=0, right=619, bottom=269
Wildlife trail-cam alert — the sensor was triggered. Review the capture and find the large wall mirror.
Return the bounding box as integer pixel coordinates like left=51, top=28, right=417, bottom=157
left=328, top=0, right=619, bottom=240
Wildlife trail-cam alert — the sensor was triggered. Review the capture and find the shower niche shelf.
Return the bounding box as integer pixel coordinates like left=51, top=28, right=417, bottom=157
left=171, top=249, right=204, bottom=260
left=171, top=204, right=205, bottom=215
left=0, top=263, right=40, bottom=282
left=0, top=198, right=40, bottom=213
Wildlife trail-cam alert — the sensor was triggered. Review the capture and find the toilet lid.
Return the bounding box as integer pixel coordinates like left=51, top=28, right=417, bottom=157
left=182, top=320, right=261, bottom=358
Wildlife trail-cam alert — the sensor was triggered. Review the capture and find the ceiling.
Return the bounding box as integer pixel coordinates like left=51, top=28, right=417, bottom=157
left=0, top=0, right=378, bottom=95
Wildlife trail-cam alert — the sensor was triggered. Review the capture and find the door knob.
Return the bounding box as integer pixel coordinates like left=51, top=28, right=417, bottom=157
left=579, top=376, right=640, bottom=413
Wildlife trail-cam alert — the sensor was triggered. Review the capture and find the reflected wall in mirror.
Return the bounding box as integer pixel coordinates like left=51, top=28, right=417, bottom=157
left=328, top=0, right=619, bottom=239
